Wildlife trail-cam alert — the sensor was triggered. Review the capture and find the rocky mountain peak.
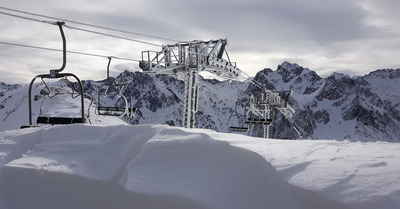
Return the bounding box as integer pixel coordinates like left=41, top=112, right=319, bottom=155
left=276, top=61, right=306, bottom=83
left=316, top=73, right=357, bottom=101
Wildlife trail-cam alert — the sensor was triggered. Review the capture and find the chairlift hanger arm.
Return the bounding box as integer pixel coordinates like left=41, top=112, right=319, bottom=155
left=107, top=57, right=112, bottom=79
left=50, top=21, right=66, bottom=77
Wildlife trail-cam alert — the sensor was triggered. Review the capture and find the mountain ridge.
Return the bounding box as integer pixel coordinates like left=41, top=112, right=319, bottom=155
left=1, top=62, right=399, bottom=142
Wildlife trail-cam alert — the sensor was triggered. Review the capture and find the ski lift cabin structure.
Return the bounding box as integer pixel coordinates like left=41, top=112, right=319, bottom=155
left=229, top=83, right=295, bottom=138
left=139, top=39, right=242, bottom=128
left=96, top=57, right=135, bottom=117
left=21, top=22, right=87, bottom=128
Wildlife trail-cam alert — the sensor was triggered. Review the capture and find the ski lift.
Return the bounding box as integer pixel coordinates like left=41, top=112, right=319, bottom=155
left=21, top=22, right=87, bottom=128
left=228, top=100, right=249, bottom=133
left=96, top=57, right=135, bottom=117
left=245, top=117, right=274, bottom=125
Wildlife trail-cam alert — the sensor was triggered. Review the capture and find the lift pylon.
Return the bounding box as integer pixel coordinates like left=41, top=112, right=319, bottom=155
left=140, top=39, right=242, bottom=128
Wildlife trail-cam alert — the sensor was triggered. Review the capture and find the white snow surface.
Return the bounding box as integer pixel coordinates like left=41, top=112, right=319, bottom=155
left=0, top=124, right=399, bottom=209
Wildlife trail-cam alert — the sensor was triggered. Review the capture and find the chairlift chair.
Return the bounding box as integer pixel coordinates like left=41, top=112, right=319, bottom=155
left=245, top=117, right=274, bottom=125
left=228, top=101, right=249, bottom=133
left=96, top=57, right=135, bottom=117
left=21, top=22, right=87, bottom=128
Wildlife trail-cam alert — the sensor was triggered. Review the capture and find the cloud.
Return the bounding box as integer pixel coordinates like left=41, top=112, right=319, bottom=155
left=1, top=0, right=400, bottom=84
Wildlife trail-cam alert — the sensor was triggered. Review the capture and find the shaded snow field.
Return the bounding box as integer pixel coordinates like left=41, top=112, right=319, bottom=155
left=0, top=124, right=399, bottom=209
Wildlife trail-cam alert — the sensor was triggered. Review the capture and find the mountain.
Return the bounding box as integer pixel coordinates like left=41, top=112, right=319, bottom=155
left=82, top=71, right=249, bottom=132
left=1, top=62, right=399, bottom=142
left=0, top=82, right=21, bottom=96
left=259, top=62, right=400, bottom=142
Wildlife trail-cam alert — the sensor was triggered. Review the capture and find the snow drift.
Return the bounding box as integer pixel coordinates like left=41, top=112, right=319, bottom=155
left=1, top=124, right=399, bottom=209
left=0, top=124, right=348, bottom=209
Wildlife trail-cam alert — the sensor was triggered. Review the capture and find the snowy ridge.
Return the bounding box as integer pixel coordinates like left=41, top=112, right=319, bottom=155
left=1, top=124, right=399, bottom=209
left=0, top=82, right=21, bottom=96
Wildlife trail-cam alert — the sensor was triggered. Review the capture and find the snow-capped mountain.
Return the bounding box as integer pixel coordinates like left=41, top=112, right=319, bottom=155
left=1, top=62, right=399, bottom=142
left=258, top=62, right=400, bottom=142
left=0, top=82, right=21, bottom=96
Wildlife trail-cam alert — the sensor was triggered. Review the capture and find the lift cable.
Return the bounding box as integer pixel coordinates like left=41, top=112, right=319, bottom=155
left=237, top=69, right=266, bottom=91
left=0, top=6, right=179, bottom=43
left=0, top=10, right=162, bottom=47
left=64, top=25, right=161, bottom=47
left=0, top=10, right=54, bottom=25
left=0, top=41, right=141, bottom=62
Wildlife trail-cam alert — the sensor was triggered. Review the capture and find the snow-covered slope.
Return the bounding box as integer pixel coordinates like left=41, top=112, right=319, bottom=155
left=1, top=124, right=399, bottom=209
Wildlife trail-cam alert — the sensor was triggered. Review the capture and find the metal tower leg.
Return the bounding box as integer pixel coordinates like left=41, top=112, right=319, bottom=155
left=264, top=109, right=271, bottom=139
left=182, top=69, right=199, bottom=128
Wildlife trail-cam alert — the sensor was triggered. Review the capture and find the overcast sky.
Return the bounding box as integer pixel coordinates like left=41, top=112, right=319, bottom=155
left=1, top=0, right=400, bottom=84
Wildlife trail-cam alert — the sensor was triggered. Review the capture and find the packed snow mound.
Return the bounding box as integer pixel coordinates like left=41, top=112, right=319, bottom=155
left=0, top=124, right=399, bottom=209
left=0, top=124, right=351, bottom=209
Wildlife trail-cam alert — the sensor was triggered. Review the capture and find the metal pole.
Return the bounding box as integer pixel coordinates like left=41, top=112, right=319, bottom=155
left=27, top=76, right=39, bottom=125
left=107, top=57, right=112, bottom=79
left=50, top=21, right=66, bottom=77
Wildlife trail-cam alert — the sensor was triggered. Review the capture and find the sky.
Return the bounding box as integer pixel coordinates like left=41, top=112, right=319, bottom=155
left=1, top=0, right=400, bottom=84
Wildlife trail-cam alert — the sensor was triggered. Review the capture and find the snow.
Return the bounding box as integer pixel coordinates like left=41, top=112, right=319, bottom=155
left=0, top=124, right=399, bottom=209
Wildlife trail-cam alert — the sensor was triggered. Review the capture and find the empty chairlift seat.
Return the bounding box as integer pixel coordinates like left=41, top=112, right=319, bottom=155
left=36, top=116, right=86, bottom=125
left=245, top=118, right=273, bottom=125
left=229, top=126, right=249, bottom=132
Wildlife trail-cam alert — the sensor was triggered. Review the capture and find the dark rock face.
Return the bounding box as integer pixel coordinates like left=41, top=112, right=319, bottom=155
left=277, top=62, right=305, bottom=83
left=316, top=74, right=356, bottom=101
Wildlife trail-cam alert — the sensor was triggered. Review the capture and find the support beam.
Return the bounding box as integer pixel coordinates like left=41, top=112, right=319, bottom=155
left=182, top=69, right=198, bottom=128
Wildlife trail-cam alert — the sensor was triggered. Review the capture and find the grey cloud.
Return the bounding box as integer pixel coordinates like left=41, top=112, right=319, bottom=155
left=1, top=0, right=400, bottom=84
